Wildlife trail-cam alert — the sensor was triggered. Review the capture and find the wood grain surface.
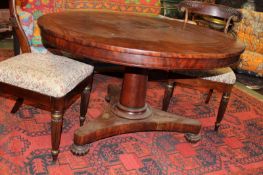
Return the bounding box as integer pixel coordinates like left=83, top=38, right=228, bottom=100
left=38, top=11, right=245, bottom=70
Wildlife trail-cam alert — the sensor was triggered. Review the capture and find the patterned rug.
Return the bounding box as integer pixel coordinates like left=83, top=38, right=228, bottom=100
left=0, top=74, right=262, bottom=175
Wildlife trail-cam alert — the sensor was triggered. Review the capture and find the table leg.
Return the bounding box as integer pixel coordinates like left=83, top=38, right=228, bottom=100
left=71, top=68, right=201, bottom=155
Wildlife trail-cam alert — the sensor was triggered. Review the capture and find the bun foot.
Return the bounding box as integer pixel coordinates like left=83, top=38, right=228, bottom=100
left=184, top=133, right=201, bottom=143
left=71, top=144, right=90, bottom=156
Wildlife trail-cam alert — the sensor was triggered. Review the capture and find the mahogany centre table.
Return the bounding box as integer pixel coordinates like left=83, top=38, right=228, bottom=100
left=38, top=11, right=244, bottom=154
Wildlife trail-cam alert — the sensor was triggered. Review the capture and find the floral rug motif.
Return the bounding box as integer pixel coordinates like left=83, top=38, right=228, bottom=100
left=0, top=74, right=262, bottom=175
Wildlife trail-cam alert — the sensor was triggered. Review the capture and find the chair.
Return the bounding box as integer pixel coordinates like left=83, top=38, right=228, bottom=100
left=1, top=0, right=94, bottom=161
left=162, top=0, right=242, bottom=141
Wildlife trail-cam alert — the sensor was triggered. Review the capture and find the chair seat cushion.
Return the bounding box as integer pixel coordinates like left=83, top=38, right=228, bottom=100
left=0, top=53, right=94, bottom=97
left=175, top=67, right=236, bottom=84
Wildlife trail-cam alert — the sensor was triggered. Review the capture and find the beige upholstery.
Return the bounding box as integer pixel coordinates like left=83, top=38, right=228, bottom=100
left=175, top=67, right=236, bottom=84
left=0, top=53, right=94, bottom=97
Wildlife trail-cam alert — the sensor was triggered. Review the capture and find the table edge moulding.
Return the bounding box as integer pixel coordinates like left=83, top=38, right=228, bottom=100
left=38, top=11, right=245, bottom=155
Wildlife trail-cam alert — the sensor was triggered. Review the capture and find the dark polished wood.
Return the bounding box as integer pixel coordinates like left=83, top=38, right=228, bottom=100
left=114, top=68, right=152, bottom=120
left=178, top=0, right=242, bottom=34
left=0, top=75, right=93, bottom=160
left=162, top=77, right=234, bottom=132
left=205, top=89, right=214, bottom=104
left=120, top=68, right=148, bottom=109
left=51, top=110, right=63, bottom=161
left=215, top=92, right=230, bottom=131
left=38, top=11, right=244, bottom=154
left=80, top=84, right=93, bottom=126
left=38, top=11, right=244, bottom=71
left=9, top=0, right=30, bottom=53
left=162, top=1, right=243, bottom=133
left=178, top=0, right=242, bottom=22
left=10, top=97, right=24, bottom=113
left=6, top=0, right=94, bottom=161
left=72, top=84, right=201, bottom=155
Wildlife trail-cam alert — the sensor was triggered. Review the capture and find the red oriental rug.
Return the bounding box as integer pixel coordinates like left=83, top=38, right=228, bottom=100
left=0, top=74, right=262, bottom=175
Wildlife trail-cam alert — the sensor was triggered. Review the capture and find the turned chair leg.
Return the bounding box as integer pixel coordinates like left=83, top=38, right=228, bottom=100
left=11, top=98, right=24, bottom=113
left=51, top=111, right=63, bottom=161
left=80, top=85, right=92, bottom=126
left=162, top=81, right=175, bottom=111
left=215, top=92, right=230, bottom=131
left=205, top=89, right=213, bottom=104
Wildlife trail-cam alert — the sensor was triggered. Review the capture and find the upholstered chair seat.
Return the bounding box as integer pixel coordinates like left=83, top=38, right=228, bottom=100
left=0, top=53, right=94, bottom=97
left=10, top=0, right=159, bottom=160
left=175, top=67, right=236, bottom=85
left=162, top=1, right=243, bottom=141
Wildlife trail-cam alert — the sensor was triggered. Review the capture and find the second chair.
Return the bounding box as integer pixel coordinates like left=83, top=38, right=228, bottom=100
left=162, top=0, right=242, bottom=140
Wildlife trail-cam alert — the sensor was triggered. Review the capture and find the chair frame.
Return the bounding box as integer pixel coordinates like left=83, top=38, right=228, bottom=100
left=178, top=0, right=242, bottom=33
left=162, top=0, right=242, bottom=135
left=162, top=75, right=232, bottom=132
left=5, top=0, right=93, bottom=160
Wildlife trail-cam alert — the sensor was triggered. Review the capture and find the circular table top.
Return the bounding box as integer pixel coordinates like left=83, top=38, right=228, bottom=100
left=38, top=11, right=245, bottom=70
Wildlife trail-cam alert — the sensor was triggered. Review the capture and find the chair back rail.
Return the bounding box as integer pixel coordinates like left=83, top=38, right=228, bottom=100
left=9, top=0, right=31, bottom=53
left=9, top=0, right=161, bottom=54
left=178, top=0, right=242, bottom=33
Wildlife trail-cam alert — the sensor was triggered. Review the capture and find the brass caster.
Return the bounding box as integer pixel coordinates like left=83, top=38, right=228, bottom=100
left=214, top=123, right=220, bottom=132
left=184, top=133, right=201, bottom=143
left=51, top=150, right=59, bottom=161
left=71, top=144, right=90, bottom=156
